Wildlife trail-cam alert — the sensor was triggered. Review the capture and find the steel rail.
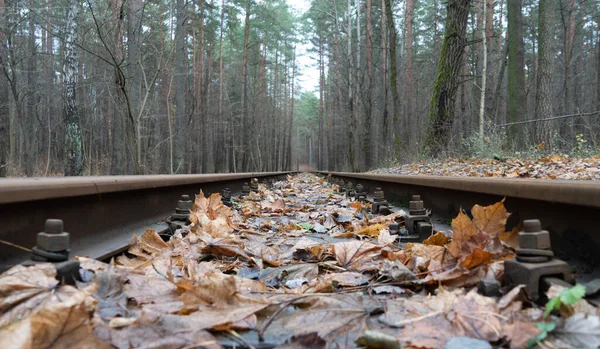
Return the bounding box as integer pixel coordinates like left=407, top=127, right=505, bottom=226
left=0, top=172, right=292, bottom=270
left=321, top=172, right=600, bottom=265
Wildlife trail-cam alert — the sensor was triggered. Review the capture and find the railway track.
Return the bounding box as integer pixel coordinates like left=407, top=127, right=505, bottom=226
left=321, top=171, right=600, bottom=270
left=0, top=172, right=291, bottom=270
left=2, top=171, right=599, bottom=271
left=1, top=171, right=599, bottom=348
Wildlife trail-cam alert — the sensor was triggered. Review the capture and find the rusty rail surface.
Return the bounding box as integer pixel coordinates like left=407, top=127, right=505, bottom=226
left=321, top=172, right=600, bottom=266
left=0, top=172, right=291, bottom=269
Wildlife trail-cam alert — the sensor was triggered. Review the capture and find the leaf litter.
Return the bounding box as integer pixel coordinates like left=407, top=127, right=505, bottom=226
left=0, top=173, right=596, bottom=348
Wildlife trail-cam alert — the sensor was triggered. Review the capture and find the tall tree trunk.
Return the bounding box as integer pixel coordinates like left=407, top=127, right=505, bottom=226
left=478, top=0, right=487, bottom=141
left=365, top=0, right=374, bottom=169
left=385, top=0, right=399, bottom=148
left=563, top=0, right=576, bottom=115
left=597, top=16, right=600, bottom=112
left=0, top=0, right=8, bottom=176
left=218, top=0, right=225, bottom=172
left=25, top=0, right=37, bottom=176
left=63, top=0, right=83, bottom=176
left=240, top=0, right=251, bottom=171
left=380, top=0, right=388, bottom=158
left=404, top=0, right=414, bottom=147
left=347, top=0, right=356, bottom=171
left=174, top=0, right=186, bottom=173
left=424, top=0, right=473, bottom=155
left=319, top=37, right=325, bottom=170
left=128, top=0, right=143, bottom=172
left=535, top=0, right=554, bottom=146
left=507, top=0, right=526, bottom=145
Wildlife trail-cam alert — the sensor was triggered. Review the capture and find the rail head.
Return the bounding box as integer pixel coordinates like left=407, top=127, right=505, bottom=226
left=0, top=172, right=292, bottom=204
left=320, top=172, right=600, bottom=209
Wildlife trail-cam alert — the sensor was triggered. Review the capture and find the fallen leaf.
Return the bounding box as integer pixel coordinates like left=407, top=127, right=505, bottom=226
left=460, top=248, right=493, bottom=269
left=472, top=199, right=511, bottom=237
left=423, top=231, right=450, bottom=246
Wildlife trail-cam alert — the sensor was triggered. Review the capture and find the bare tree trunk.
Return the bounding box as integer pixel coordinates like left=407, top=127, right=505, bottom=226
left=240, top=0, right=251, bottom=171
left=405, top=0, right=414, bottom=147
left=507, top=0, right=526, bottom=145
left=365, top=0, right=374, bottom=169
left=381, top=0, right=388, bottom=159
left=478, top=0, right=487, bottom=141
left=128, top=0, right=143, bottom=172
left=535, top=0, right=554, bottom=146
left=0, top=0, right=8, bottom=176
left=63, top=0, right=83, bottom=176
left=424, top=0, right=473, bottom=155
left=563, top=0, right=576, bottom=115
left=25, top=0, right=37, bottom=176
left=319, top=37, right=325, bottom=170
left=385, top=0, right=399, bottom=149
left=218, top=0, right=225, bottom=172
left=174, top=0, right=186, bottom=173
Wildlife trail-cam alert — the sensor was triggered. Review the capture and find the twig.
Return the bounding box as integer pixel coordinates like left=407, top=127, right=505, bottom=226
left=458, top=313, right=501, bottom=337
left=389, top=310, right=443, bottom=326
left=257, top=296, right=309, bottom=341
left=0, top=239, right=32, bottom=253
left=228, top=329, right=256, bottom=349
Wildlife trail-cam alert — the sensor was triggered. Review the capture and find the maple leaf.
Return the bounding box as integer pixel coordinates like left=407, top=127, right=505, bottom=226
left=471, top=198, right=511, bottom=237
left=447, top=210, right=481, bottom=258
left=423, top=231, right=450, bottom=246
left=330, top=241, right=382, bottom=270
left=460, top=248, right=493, bottom=269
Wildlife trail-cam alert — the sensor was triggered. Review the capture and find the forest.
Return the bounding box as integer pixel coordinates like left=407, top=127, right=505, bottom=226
left=0, top=0, right=599, bottom=176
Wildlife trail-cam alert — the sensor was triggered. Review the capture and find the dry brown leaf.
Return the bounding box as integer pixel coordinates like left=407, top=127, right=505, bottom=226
left=0, top=265, right=110, bottom=349
left=423, top=231, right=450, bottom=246
left=447, top=210, right=479, bottom=258
left=472, top=198, right=511, bottom=237
left=377, top=229, right=398, bottom=245
left=355, top=223, right=386, bottom=237
left=330, top=241, right=382, bottom=269
left=460, top=248, right=493, bottom=269
left=349, top=201, right=363, bottom=212
left=499, top=223, right=522, bottom=249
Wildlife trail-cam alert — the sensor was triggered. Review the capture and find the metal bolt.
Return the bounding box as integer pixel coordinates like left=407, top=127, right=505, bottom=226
left=222, top=188, right=232, bottom=207
left=242, top=182, right=250, bottom=196
left=251, top=178, right=259, bottom=192
left=373, top=188, right=385, bottom=201
left=177, top=195, right=193, bottom=211
left=36, top=219, right=70, bottom=252
left=409, top=195, right=425, bottom=214
left=45, top=219, right=64, bottom=234
left=518, top=219, right=551, bottom=251
left=523, top=219, right=542, bottom=233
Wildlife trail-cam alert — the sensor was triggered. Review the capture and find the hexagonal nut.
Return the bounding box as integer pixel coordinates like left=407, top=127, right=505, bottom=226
left=518, top=230, right=551, bottom=250
left=478, top=278, right=501, bottom=297
left=36, top=232, right=70, bottom=252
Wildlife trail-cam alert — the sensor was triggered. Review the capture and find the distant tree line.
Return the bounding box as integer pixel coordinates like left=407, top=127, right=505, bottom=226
left=0, top=0, right=599, bottom=176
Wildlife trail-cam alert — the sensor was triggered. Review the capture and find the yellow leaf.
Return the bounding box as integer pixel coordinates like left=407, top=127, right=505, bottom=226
left=355, top=224, right=386, bottom=237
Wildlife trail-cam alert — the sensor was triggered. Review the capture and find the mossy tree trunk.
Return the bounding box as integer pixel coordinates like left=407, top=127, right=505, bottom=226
left=424, top=0, right=472, bottom=155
